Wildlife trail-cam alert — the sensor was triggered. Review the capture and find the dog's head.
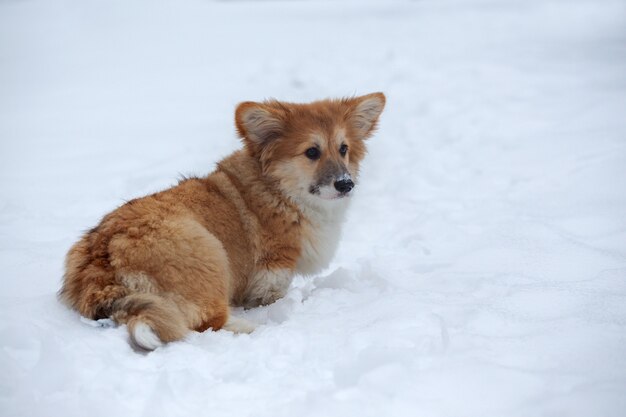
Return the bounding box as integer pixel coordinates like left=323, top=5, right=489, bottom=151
left=235, top=93, right=385, bottom=205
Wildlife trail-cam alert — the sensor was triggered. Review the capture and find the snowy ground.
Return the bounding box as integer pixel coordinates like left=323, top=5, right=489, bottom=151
left=1, top=0, right=626, bottom=416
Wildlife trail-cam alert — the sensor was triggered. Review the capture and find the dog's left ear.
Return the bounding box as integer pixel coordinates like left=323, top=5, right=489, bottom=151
left=348, top=92, right=386, bottom=138
left=235, top=101, right=287, bottom=154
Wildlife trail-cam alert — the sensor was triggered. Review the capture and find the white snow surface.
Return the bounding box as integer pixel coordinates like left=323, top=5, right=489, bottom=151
left=1, top=0, right=626, bottom=416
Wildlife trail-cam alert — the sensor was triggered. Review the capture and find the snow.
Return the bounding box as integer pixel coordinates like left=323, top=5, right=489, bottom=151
left=1, top=0, right=626, bottom=416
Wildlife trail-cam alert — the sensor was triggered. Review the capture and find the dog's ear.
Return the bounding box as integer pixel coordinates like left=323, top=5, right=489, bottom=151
left=235, top=101, right=287, bottom=152
left=347, top=92, right=386, bottom=138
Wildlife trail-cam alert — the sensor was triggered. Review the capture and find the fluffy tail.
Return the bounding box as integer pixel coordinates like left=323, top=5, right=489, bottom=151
left=60, top=236, right=188, bottom=351
left=111, top=293, right=188, bottom=350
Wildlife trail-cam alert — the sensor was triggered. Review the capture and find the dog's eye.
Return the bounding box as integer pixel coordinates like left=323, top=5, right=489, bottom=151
left=339, top=144, right=348, bottom=156
left=305, top=147, right=321, bottom=160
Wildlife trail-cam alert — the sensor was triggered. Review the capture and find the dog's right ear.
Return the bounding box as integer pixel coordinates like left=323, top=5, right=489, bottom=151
left=235, top=101, right=286, bottom=154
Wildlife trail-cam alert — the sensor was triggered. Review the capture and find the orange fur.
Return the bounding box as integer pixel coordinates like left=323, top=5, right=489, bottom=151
left=59, top=93, right=385, bottom=350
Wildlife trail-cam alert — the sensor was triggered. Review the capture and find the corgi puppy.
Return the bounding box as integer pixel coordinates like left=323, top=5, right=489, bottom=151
left=59, top=93, right=386, bottom=350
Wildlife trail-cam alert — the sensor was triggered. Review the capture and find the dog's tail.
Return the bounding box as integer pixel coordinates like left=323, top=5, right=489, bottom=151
left=111, top=293, right=188, bottom=350
left=59, top=235, right=188, bottom=350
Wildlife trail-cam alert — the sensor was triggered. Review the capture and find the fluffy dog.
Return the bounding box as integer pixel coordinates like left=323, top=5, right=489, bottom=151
left=59, top=92, right=386, bottom=350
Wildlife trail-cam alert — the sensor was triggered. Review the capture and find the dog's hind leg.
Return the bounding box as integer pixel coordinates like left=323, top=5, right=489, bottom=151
left=107, top=217, right=234, bottom=349
left=222, top=315, right=257, bottom=334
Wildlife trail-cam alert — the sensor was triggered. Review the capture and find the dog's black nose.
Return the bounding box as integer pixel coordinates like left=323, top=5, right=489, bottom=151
left=334, top=179, right=354, bottom=193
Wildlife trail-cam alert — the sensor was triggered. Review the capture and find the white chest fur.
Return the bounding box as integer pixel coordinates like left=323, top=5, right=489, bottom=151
left=241, top=200, right=348, bottom=307
left=296, top=200, right=349, bottom=276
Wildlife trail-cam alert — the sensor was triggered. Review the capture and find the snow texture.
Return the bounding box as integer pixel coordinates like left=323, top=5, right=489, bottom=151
left=1, top=0, right=626, bottom=416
